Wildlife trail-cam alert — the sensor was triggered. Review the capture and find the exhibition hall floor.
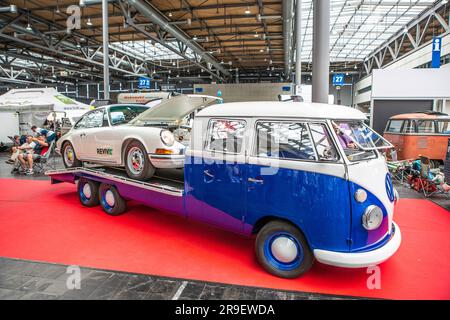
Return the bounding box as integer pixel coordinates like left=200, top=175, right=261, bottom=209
left=0, top=175, right=448, bottom=300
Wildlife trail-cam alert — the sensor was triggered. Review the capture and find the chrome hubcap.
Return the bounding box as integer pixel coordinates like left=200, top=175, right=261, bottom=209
left=105, top=190, right=115, bottom=207
left=82, top=184, right=91, bottom=199
left=270, top=236, right=298, bottom=263
left=127, top=147, right=144, bottom=175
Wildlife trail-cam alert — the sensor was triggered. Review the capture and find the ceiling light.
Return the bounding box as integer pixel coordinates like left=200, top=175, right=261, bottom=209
left=86, top=18, right=93, bottom=26
left=26, top=23, right=33, bottom=31
left=168, top=12, right=173, bottom=17
left=254, top=33, right=258, bottom=38
left=245, top=7, right=251, bottom=14
left=354, top=65, right=357, bottom=69
left=193, top=35, right=198, bottom=40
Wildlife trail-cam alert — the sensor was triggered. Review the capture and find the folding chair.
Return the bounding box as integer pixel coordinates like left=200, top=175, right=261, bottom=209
left=412, top=156, right=449, bottom=198
left=33, top=140, right=56, bottom=173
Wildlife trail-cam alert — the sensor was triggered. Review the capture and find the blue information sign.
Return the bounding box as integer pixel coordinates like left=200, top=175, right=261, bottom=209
left=431, top=37, right=442, bottom=69
left=138, top=77, right=151, bottom=89
left=332, top=74, right=345, bottom=86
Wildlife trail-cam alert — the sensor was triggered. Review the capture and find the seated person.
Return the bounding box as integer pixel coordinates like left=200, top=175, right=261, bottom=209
left=31, top=125, right=56, bottom=143
left=5, top=135, right=21, bottom=164
left=8, top=135, right=36, bottom=168
left=17, top=135, right=49, bottom=175
left=332, top=121, right=356, bottom=149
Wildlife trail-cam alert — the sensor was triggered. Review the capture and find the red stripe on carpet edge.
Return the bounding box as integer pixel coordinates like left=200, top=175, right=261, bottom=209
left=0, top=178, right=449, bottom=299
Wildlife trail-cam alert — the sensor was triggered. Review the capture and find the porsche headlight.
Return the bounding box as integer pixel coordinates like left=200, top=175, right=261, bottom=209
left=160, top=130, right=174, bottom=146
left=362, top=205, right=383, bottom=230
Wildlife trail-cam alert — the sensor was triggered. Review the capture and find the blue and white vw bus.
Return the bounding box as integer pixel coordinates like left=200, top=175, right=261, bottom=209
left=186, top=102, right=401, bottom=278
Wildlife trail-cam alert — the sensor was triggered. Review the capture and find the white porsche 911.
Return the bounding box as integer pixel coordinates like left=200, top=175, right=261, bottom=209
left=57, top=94, right=221, bottom=181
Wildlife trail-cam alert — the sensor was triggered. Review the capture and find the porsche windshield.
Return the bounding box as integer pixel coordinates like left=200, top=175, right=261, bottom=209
left=332, top=121, right=393, bottom=162
left=109, top=105, right=148, bottom=126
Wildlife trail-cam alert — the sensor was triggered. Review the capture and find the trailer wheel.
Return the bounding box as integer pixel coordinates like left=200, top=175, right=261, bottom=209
left=124, top=140, right=155, bottom=181
left=77, top=178, right=99, bottom=207
left=255, top=220, right=313, bottom=278
left=98, top=183, right=127, bottom=216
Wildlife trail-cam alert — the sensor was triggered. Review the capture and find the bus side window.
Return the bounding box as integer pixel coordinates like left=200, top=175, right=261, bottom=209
left=309, top=123, right=339, bottom=161
left=437, top=120, right=450, bottom=134
left=255, top=122, right=316, bottom=161
left=416, top=120, right=435, bottom=134
left=205, top=119, right=246, bottom=154
left=386, top=120, right=403, bottom=133
left=402, top=120, right=415, bottom=133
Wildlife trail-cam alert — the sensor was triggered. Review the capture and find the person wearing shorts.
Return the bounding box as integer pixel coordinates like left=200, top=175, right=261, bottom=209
left=17, top=135, right=48, bottom=175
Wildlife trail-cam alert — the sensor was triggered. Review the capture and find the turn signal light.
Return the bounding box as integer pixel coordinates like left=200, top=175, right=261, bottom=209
left=155, top=148, right=174, bottom=155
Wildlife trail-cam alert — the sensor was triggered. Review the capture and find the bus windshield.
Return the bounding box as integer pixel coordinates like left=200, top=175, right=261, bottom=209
left=332, top=121, right=393, bottom=162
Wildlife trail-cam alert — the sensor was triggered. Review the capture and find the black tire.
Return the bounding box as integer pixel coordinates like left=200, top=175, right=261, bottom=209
left=98, top=183, right=127, bottom=216
left=77, top=178, right=99, bottom=207
left=255, top=220, right=314, bottom=278
left=62, top=141, right=82, bottom=168
left=124, top=140, right=155, bottom=181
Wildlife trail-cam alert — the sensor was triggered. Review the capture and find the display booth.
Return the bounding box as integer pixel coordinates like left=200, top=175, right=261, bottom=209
left=0, top=88, right=91, bottom=140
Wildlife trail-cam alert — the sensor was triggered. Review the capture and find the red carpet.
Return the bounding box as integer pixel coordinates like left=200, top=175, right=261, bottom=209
left=0, top=178, right=449, bottom=299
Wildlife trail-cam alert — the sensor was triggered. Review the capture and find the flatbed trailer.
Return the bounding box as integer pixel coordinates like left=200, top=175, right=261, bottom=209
left=46, top=167, right=185, bottom=216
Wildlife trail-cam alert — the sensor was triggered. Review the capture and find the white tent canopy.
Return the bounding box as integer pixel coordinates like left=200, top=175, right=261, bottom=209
left=0, top=88, right=91, bottom=137
left=0, top=88, right=90, bottom=112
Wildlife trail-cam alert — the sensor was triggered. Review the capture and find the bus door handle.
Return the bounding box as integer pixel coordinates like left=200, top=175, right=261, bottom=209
left=204, top=170, right=215, bottom=179
left=248, top=177, right=264, bottom=184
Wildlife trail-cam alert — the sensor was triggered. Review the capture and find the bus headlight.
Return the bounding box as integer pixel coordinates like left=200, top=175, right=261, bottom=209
left=354, top=189, right=367, bottom=203
left=362, top=205, right=383, bottom=230
left=160, top=130, right=174, bottom=146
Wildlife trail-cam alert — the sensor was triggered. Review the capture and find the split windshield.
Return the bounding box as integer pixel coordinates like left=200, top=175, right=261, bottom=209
left=332, top=121, right=393, bottom=162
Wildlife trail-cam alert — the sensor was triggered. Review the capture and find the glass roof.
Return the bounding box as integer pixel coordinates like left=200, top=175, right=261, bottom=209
left=300, top=0, right=434, bottom=62
left=111, top=40, right=194, bottom=63
left=110, top=1, right=435, bottom=66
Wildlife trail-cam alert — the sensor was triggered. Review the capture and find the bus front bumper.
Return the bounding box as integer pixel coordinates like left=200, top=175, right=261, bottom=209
left=313, top=222, right=401, bottom=268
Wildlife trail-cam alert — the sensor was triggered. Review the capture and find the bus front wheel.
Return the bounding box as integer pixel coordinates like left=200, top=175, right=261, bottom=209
left=255, top=220, right=314, bottom=278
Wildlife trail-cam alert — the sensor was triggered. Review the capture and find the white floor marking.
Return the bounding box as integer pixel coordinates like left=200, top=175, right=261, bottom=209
left=171, top=281, right=188, bottom=300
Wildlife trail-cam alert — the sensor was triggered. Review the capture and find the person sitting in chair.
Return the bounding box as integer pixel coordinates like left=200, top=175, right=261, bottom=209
left=5, top=135, right=21, bottom=164
left=17, top=135, right=49, bottom=175
left=31, top=125, right=56, bottom=143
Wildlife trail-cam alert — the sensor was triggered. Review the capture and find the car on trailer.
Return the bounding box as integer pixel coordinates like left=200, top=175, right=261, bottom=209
left=48, top=101, right=401, bottom=278
left=57, top=95, right=221, bottom=181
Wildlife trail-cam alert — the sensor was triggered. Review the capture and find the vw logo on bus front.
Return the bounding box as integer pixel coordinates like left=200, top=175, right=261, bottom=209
left=385, top=173, right=395, bottom=202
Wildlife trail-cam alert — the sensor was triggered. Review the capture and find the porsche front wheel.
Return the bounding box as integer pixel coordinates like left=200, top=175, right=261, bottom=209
left=124, top=141, right=155, bottom=181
